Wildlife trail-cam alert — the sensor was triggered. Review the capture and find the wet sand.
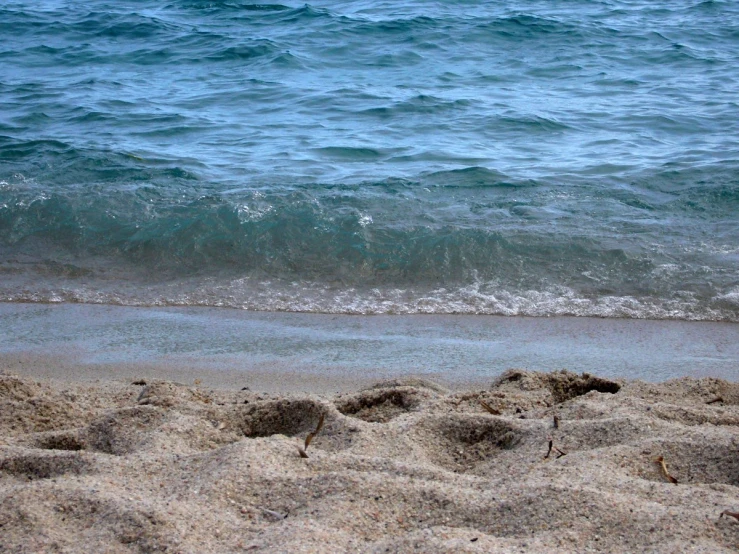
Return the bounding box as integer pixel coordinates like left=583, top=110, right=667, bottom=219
left=2, top=303, right=738, bottom=388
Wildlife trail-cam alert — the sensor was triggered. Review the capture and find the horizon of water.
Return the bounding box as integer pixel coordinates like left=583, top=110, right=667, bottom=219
left=2, top=1, right=738, bottom=321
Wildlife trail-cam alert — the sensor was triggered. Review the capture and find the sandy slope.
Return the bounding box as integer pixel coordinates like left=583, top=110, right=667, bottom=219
left=1, top=369, right=739, bottom=553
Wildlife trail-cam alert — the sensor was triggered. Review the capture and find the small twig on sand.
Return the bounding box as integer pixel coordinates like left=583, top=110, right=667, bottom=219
left=297, top=413, right=325, bottom=458
left=720, top=510, right=739, bottom=521
left=479, top=399, right=501, bottom=415
left=706, top=396, right=724, bottom=405
left=654, top=456, right=678, bottom=484
left=544, top=439, right=566, bottom=459
left=258, top=506, right=288, bottom=520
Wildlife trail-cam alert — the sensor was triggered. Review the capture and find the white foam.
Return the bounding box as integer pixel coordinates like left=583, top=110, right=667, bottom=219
left=0, top=274, right=736, bottom=322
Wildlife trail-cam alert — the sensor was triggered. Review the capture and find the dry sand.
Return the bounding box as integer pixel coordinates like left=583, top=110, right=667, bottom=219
left=2, top=368, right=739, bottom=553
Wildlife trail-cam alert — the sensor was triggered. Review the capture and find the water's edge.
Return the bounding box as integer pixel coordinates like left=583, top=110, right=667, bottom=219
left=2, top=302, right=737, bottom=384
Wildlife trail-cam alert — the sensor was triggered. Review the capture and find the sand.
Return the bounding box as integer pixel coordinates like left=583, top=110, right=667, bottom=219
left=1, top=368, right=739, bottom=553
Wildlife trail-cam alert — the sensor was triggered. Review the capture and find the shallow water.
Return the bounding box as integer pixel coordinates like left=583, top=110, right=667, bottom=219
left=1, top=1, right=738, bottom=320
left=2, top=303, right=737, bottom=382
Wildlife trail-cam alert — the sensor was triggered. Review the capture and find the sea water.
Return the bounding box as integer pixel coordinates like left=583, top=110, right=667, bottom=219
left=2, top=303, right=738, bottom=382
left=2, top=0, right=738, bottom=321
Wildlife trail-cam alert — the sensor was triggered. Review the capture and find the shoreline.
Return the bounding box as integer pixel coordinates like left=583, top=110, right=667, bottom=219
left=2, top=302, right=738, bottom=388
left=3, top=298, right=739, bottom=323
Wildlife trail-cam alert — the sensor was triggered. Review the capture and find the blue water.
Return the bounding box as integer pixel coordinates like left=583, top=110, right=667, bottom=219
left=1, top=0, right=738, bottom=320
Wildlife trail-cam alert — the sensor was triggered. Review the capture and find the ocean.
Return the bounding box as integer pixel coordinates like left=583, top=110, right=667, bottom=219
left=2, top=0, right=738, bottom=321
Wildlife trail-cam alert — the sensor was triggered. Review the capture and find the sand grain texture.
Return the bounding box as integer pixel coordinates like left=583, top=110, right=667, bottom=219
left=1, top=369, right=739, bottom=553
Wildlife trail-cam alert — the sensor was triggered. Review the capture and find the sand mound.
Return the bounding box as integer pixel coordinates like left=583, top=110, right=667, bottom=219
left=335, top=385, right=437, bottom=423
left=1, top=369, right=739, bottom=552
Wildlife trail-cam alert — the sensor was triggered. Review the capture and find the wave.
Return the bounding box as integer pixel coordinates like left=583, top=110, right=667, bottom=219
left=0, top=138, right=201, bottom=185
left=1, top=160, right=738, bottom=320
left=1, top=275, right=737, bottom=322
left=476, top=14, right=581, bottom=38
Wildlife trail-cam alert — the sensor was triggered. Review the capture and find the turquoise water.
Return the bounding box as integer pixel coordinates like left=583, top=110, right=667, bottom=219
left=1, top=1, right=738, bottom=320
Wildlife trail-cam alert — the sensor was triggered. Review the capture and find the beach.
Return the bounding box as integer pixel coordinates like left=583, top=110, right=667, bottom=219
left=3, top=0, right=739, bottom=550
left=2, top=366, right=739, bottom=553
left=2, top=305, right=739, bottom=553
